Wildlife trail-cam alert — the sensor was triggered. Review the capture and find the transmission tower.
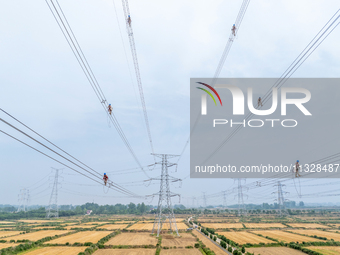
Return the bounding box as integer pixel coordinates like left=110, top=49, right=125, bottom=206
left=202, top=192, right=207, bottom=208
left=191, top=196, right=196, bottom=208
left=149, top=154, right=181, bottom=237
left=234, top=179, right=248, bottom=216
left=46, top=168, right=61, bottom=218
left=17, top=188, right=27, bottom=212
left=222, top=190, right=227, bottom=208
left=273, top=181, right=288, bottom=217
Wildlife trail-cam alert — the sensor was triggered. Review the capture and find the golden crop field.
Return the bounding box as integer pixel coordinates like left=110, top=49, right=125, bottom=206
left=98, top=224, right=129, bottom=230
left=251, top=230, right=321, bottom=243
left=0, top=243, right=16, bottom=249
left=23, top=247, right=86, bottom=255
left=286, top=223, right=329, bottom=228
left=161, top=233, right=197, bottom=247
left=18, top=220, right=60, bottom=224
left=114, top=221, right=136, bottom=224
left=308, top=246, right=340, bottom=255
left=127, top=222, right=188, bottom=230
left=105, top=232, right=157, bottom=246
left=246, top=247, right=305, bottom=255
left=244, top=223, right=286, bottom=229
left=291, top=230, right=340, bottom=241
left=161, top=249, right=202, bottom=255
left=202, top=223, right=244, bottom=229
left=195, top=230, right=227, bottom=255
left=0, top=222, right=15, bottom=224
left=83, top=222, right=110, bottom=225
left=93, top=249, right=156, bottom=255
left=0, top=231, right=21, bottom=238
left=3, top=230, right=69, bottom=241
left=217, top=231, right=276, bottom=245
left=33, top=226, right=63, bottom=230
left=46, top=231, right=112, bottom=244
left=65, top=225, right=97, bottom=230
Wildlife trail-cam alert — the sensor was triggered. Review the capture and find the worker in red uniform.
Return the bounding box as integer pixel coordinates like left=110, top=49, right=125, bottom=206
left=103, top=173, right=109, bottom=186
left=108, top=104, right=113, bottom=115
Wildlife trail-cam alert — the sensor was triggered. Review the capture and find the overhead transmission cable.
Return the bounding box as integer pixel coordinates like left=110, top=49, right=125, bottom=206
left=44, top=0, right=150, bottom=178
left=120, top=0, right=156, bottom=160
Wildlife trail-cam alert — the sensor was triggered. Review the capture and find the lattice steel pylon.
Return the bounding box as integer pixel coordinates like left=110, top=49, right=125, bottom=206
left=46, top=168, right=61, bottom=218
left=234, top=179, right=248, bottom=216
left=202, top=192, right=207, bottom=208
left=149, top=154, right=181, bottom=237
left=222, top=190, right=228, bottom=208
left=273, top=181, right=288, bottom=217
left=17, top=188, right=27, bottom=212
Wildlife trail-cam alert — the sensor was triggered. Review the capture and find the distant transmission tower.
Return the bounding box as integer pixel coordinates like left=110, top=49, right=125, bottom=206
left=273, top=181, right=288, bottom=217
left=192, top=196, right=196, bottom=208
left=150, top=154, right=181, bottom=237
left=46, top=168, right=61, bottom=218
left=202, top=192, right=207, bottom=208
left=222, top=190, right=227, bottom=208
left=17, top=188, right=27, bottom=212
left=234, top=179, right=248, bottom=216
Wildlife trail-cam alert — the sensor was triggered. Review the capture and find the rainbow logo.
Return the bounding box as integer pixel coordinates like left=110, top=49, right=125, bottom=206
left=196, top=82, right=222, bottom=106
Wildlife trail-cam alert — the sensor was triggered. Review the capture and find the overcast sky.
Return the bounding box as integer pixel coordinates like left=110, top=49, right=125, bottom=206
left=1, top=0, right=340, bottom=207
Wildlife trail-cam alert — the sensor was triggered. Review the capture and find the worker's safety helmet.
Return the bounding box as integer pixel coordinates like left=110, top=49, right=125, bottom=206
left=104, top=173, right=106, bottom=175
left=259, top=97, right=261, bottom=99
left=233, top=24, right=235, bottom=26
left=109, top=104, right=111, bottom=105
left=297, top=160, right=299, bottom=162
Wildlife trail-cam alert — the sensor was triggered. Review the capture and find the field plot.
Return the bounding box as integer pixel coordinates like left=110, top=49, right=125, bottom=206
left=195, top=230, right=226, bottom=255
left=251, top=230, right=321, bottom=243
left=46, top=231, right=112, bottom=244
left=162, top=233, right=196, bottom=247
left=0, top=231, right=21, bottom=238
left=105, top=232, right=157, bottom=246
left=246, top=247, right=305, bottom=255
left=308, top=246, right=340, bottom=255
left=0, top=221, right=15, bottom=224
left=290, top=230, right=340, bottom=241
left=24, top=247, right=86, bottom=255
left=114, top=221, right=135, bottom=224
left=202, top=223, right=244, bottom=229
left=93, top=249, right=156, bottom=255
left=217, top=231, right=276, bottom=245
left=161, top=249, right=202, bottom=255
left=0, top=243, right=16, bottom=249
left=245, top=223, right=286, bottom=229
left=287, top=223, right=329, bottom=228
left=127, top=222, right=187, bottom=230
left=3, top=230, right=69, bottom=241
left=83, top=222, right=110, bottom=225
left=18, top=220, right=59, bottom=224
left=65, top=225, right=97, bottom=230
left=98, top=224, right=129, bottom=230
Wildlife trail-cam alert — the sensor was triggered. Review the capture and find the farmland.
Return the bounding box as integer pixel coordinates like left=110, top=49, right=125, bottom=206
left=245, top=247, right=305, bottom=255
left=98, top=224, right=129, bottom=230
left=127, top=222, right=188, bottom=230
left=161, top=249, right=202, bottom=254
left=3, top=230, right=69, bottom=241
left=46, top=231, right=112, bottom=244
left=244, top=223, right=286, bottom=229
left=0, top=231, right=21, bottom=238
left=308, top=246, right=340, bottom=255
left=201, top=223, right=244, bottom=229
left=24, top=247, right=86, bottom=255
left=251, top=230, right=322, bottom=243
left=93, top=249, right=156, bottom=255
left=195, top=229, right=227, bottom=255
left=105, top=232, right=157, bottom=246
left=161, top=233, right=197, bottom=247
left=286, top=223, right=330, bottom=228
left=217, top=231, right=276, bottom=244
left=290, top=229, right=340, bottom=241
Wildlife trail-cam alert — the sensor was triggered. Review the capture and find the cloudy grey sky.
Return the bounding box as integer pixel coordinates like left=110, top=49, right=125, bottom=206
left=0, top=0, right=340, bottom=207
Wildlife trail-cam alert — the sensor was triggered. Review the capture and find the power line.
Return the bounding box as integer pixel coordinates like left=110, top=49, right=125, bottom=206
left=44, top=0, right=150, bottom=178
